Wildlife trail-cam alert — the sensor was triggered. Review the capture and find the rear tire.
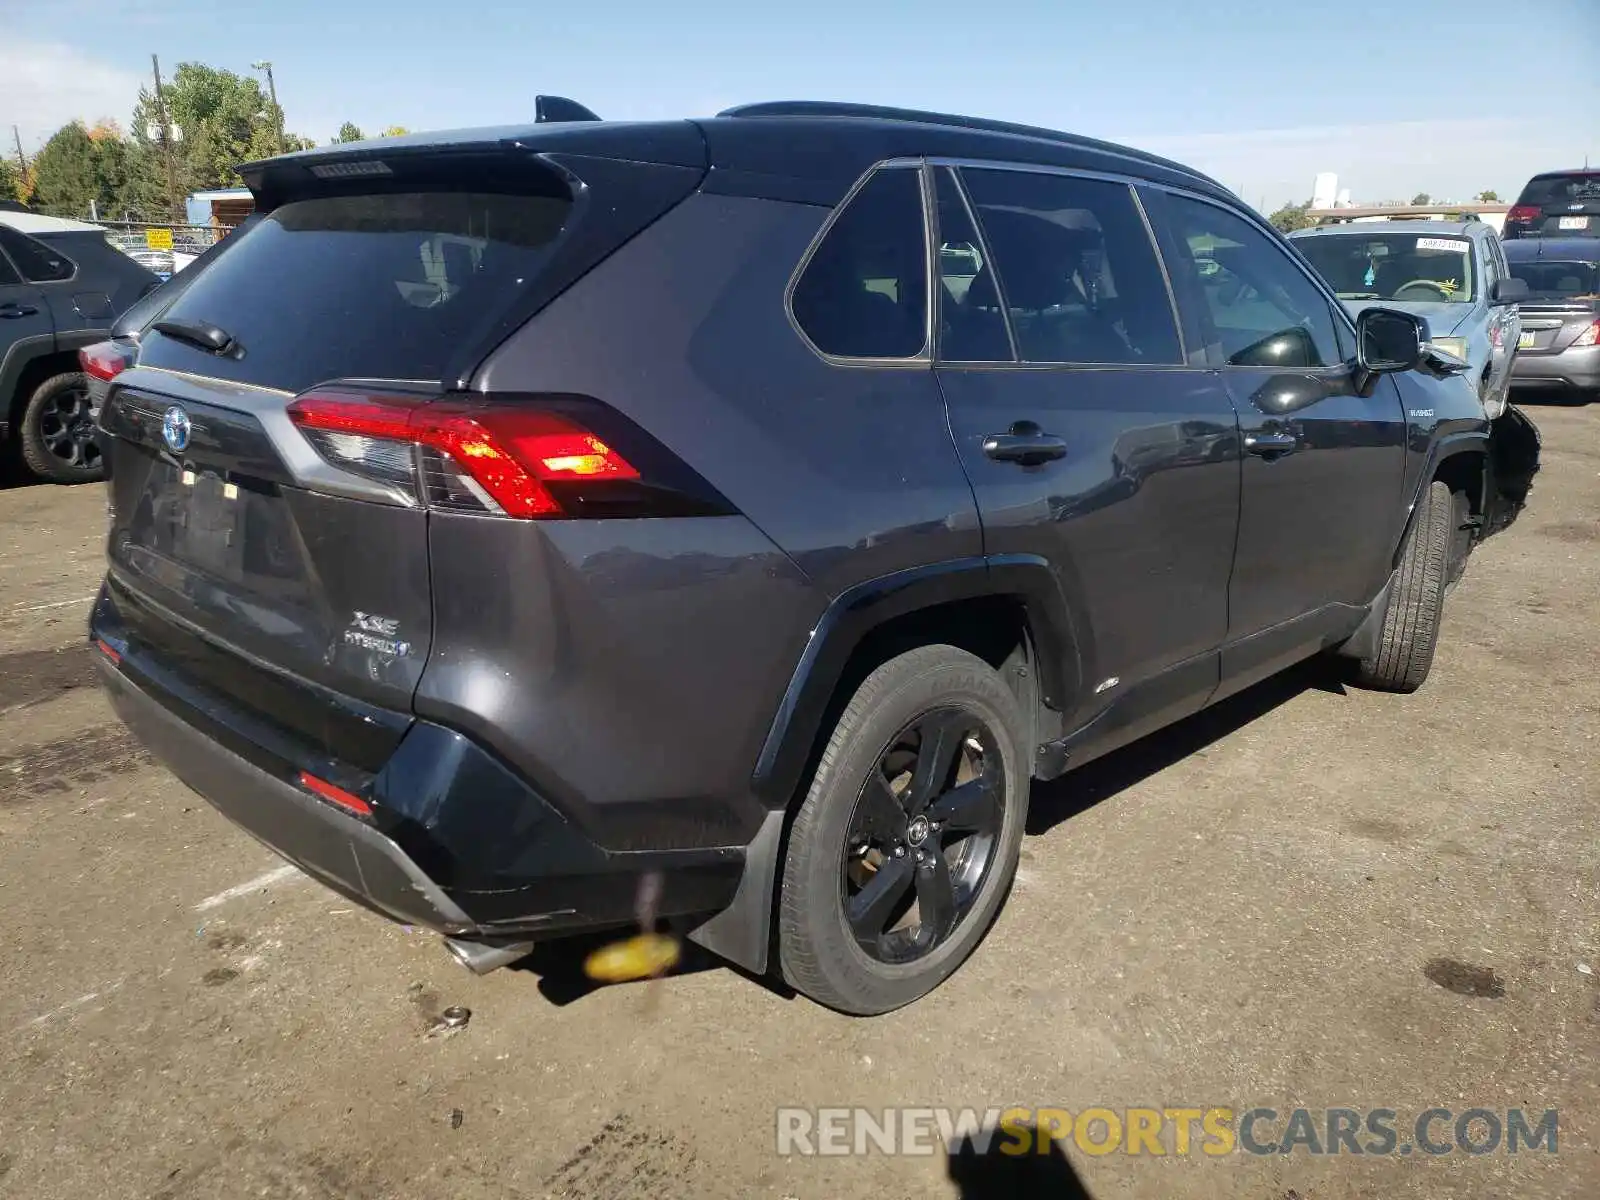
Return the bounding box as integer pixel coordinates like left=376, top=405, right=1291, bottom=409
left=1353, top=481, right=1452, bottom=693
left=19, top=372, right=104, bottom=484
left=777, top=645, right=1027, bottom=1015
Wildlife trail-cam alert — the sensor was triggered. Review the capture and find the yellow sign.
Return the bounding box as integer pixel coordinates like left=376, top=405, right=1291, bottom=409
left=144, top=227, right=173, bottom=250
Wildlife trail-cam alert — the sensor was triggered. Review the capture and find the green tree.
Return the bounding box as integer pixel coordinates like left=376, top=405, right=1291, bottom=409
left=30, top=122, right=103, bottom=217
left=127, top=62, right=317, bottom=218
left=1268, top=200, right=1314, bottom=233
left=379, top=126, right=410, bottom=137
left=0, top=156, right=18, bottom=205
left=334, top=121, right=365, bottom=143
left=1475, top=189, right=1500, bottom=203
left=1411, top=192, right=1432, bottom=205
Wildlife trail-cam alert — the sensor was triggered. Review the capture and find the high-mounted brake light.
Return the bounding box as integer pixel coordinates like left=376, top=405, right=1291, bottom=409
left=287, top=391, right=640, bottom=518
left=79, top=340, right=132, bottom=382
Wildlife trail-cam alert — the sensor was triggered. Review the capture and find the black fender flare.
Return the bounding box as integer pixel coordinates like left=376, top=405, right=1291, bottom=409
left=1, top=328, right=107, bottom=423
left=1393, top=430, right=1490, bottom=569
left=687, top=554, right=1082, bottom=975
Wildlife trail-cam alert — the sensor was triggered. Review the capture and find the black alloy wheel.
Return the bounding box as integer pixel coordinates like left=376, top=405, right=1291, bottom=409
left=841, top=707, right=1003, bottom=964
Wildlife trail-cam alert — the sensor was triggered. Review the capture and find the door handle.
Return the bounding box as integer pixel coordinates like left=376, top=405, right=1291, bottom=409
left=1244, top=431, right=1298, bottom=457
left=983, top=422, right=1067, bottom=466
left=0, top=303, right=39, bottom=318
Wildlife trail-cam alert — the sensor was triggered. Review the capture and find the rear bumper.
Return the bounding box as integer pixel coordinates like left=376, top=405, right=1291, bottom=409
left=98, top=657, right=478, bottom=932
left=92, top=592, right=747, bottom=940
left=1511, top=345, right=1600, bottom=391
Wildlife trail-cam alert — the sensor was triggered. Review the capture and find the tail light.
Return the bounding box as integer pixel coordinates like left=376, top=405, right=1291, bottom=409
left=1506, top=205, right=1540, bottom=226
left=1573, top=320, right=1600, bottom=348
left=79, top=340, right=134, bottom=382
left=287, top=389, right=726, bottom=520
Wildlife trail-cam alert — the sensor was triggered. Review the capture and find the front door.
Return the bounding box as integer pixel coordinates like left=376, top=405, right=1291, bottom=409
left=1147, top=189, right=1409, bottom=691
left=931, top=165, right=1241, bottom=748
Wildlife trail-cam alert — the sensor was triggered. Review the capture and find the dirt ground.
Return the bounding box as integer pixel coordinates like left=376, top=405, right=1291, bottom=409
left=0, top=400, right=1596, bottom=1200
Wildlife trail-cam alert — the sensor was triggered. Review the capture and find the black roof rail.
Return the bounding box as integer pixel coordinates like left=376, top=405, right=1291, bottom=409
left=535, top=95, right=601, bottom=123
left=717, top=100, right=1223, bottom=191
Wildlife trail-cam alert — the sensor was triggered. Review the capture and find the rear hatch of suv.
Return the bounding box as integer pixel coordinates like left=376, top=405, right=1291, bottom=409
left=1506, top=171, right=1600, bottom=239
left=95, top=130, right=704, bottom=773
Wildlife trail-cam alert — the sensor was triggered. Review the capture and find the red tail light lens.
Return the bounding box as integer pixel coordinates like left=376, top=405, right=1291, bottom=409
left=79, top=340, right=133, bottom=382
left=1573, top=320, right=1600, bottom=348
left=1506, top=205, right=1540, bottom=225
left=297, top=770, right=373, bottom=817
left=287, top=391, right=640, bottom=519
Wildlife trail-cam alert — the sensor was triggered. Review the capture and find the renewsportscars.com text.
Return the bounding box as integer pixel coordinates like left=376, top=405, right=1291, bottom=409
left=774, top=1106, right=1559, bottom=1157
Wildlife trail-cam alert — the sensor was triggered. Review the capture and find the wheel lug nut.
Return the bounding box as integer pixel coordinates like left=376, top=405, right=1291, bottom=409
left=893, top=845, right=905, bottom=858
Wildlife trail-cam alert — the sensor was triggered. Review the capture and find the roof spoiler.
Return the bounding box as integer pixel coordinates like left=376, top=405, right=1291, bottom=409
left=536, top=95, right=601, bottom=123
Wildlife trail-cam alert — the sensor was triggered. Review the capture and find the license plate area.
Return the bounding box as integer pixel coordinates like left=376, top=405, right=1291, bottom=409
left=174, top=467, right=247, bottom=581
left=1518, top=331, right=1536, bottom=349
left=1558, top=216, right=1590, bottom=230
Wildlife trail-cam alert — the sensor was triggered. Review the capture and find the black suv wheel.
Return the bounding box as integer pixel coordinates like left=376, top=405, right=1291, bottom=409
left=777, top=645, right=1027, bottom=1015
left=20, top=372, right=104, bottom=484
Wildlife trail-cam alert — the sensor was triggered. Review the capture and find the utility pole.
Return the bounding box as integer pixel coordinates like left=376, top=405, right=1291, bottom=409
left=10, top=125, right=25, bottom=181
left=150, top=54, right=184, bottom=224
left=253, top=61, right=285, bottom=154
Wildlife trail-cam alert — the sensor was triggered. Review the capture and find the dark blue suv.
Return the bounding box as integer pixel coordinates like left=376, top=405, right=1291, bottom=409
left=88, top=101, right=1540, bottom=1014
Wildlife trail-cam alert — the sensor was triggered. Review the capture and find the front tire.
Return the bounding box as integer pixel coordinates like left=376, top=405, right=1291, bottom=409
left=19, top=372, right=104, bottom=484
left=1353, top=481, right=1452, bottom=692
left=777, top=645, right=1028, bottom=1015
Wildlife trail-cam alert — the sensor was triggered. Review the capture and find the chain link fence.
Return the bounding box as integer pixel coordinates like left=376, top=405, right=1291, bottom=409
left=97, top=221, right=229, bottom=279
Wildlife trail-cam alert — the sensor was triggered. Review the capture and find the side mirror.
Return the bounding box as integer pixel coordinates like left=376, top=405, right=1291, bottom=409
left=1492, top=277, right=1530, bottom=305
left=1357, top=307, right=1426, bottom=373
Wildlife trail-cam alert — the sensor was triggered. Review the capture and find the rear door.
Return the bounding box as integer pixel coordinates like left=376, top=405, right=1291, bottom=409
left=1146, top=188, right=1409, bottom=693
left=933, top=164, right=1241, bottom=739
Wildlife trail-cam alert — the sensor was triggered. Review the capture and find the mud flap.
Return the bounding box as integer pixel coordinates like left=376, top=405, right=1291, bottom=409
left=1480, top=405, right=1541, bottom=541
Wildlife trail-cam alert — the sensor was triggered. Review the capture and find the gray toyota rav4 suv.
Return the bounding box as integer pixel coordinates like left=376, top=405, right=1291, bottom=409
left=88, top=100, right=1540, bottom=1014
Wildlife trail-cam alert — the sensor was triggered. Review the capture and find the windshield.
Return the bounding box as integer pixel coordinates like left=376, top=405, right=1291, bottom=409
left=1508, top=259, right=1600, bottom=299
left=1294, top=232, right=1477, bottom=304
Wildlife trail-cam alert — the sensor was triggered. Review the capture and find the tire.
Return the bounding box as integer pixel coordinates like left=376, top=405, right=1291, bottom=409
left=1353, top=480, right=1452, bottom=693
left=19, top=372, right=104, bottom=484
left=777, top=645, right=1028, bottom=1015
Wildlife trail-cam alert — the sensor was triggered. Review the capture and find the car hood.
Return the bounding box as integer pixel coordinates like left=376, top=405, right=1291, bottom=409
left=1340, top=299, right=1475, bottom=337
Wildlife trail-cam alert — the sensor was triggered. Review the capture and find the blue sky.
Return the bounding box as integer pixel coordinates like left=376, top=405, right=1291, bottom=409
left=4, top=0, right=1597, bottom=209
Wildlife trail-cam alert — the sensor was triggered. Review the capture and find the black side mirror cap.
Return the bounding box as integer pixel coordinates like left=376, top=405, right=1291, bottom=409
left=1492, top=277, right=1531, bottom=305
left=1357, top=307, right=1427, bottom=374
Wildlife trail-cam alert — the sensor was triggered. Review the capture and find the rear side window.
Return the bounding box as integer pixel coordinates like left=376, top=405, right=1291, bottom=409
left=1516, top=172, right=1600, bottom=206
left=959, top=168, right=1181, bottom=365
left=791, top=168, right=928, bottom=360
left=0, top=227, right=75, bottom=282
left=0, top=245, right=19, bottom=286
left=142, top=190, right=570, bottom=392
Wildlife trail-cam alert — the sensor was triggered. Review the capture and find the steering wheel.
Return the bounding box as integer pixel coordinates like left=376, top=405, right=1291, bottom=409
left=1393, top=279, right=1453, bottom=301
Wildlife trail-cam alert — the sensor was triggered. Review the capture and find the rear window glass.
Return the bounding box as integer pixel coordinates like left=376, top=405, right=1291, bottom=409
left=1508, top=260, right=1600, bottom=297
left=142, top=190, right=570, bottom=392
left=1517, top=173, right=1600, bottom=206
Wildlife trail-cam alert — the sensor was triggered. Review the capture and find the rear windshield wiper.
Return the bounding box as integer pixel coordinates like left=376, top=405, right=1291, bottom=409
left=152, top=317, right=242, bottom=357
